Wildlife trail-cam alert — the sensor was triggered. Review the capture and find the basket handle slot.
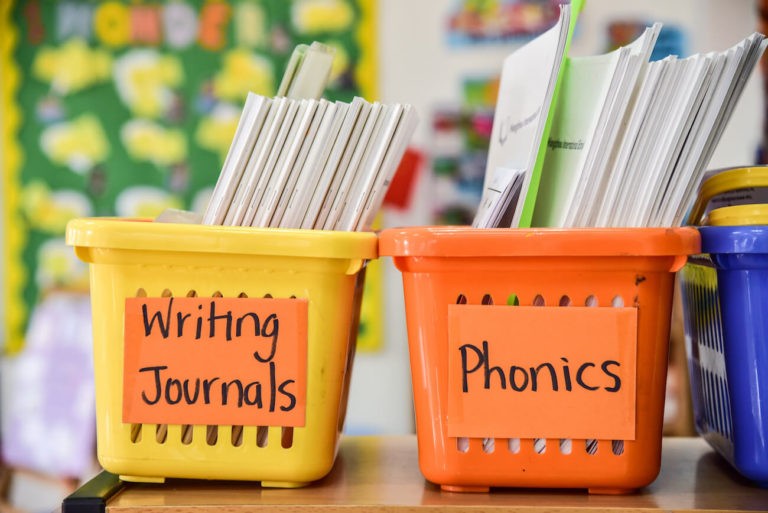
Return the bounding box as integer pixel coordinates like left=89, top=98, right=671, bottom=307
left=181, top=425, right=193, bottom=445
left=130, top=423, right=142, bottom=443
left=231, top=425, right=243, bottom=447
left=281, top=427, right=294, bottom=448
left=156, top=424, right=168, bottom=444
left=257, top=426, right=269, bottom=447
left=206, top=425, right=218, bottom=445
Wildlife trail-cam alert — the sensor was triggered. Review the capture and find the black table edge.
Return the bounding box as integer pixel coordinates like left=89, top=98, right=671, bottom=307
left=62, top=471, right=125, bottom=513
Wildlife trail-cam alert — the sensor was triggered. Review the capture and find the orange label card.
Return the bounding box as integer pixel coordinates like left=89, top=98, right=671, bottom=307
left=447, top=305, right=637, bottom=440
left=122, top=297, right=308, bottom=427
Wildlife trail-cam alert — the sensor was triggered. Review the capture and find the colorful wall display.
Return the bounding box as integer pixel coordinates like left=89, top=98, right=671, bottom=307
left=431, top=76, right=496, bottom=225
left=605, top=20, right=687, bottom=61
left=446, top=0, right=560, bottom=46
left=1, top=0, right=378, bottom=353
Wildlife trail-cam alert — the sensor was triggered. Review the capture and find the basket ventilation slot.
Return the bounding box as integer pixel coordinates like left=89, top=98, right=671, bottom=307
left=454, top=437, right=626, bottom=456
left=452, top=293, right=628, bottom=308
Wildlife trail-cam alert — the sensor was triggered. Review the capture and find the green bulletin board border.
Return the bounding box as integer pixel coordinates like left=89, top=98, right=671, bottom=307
left=354, top=0, right=385, bottom=353
left=2, top=0, right=25, bottom=354
left=1, top=0, right=379, bottom=355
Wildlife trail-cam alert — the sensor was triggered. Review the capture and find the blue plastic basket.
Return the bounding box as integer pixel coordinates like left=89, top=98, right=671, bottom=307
left=679, top=225, right=768, bottom=486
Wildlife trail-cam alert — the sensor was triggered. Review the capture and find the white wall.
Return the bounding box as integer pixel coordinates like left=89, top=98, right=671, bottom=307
left=343, top=0, right=764, bottom=435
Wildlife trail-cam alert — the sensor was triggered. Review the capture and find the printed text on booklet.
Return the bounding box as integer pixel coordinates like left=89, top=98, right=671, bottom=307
left=447, top=305, right=637, bottom=440
left=122, top=297, right=308, bottom=427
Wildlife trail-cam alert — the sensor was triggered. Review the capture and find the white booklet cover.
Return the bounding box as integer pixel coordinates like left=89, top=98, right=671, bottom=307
left=477, top=3, right=572, bottom=228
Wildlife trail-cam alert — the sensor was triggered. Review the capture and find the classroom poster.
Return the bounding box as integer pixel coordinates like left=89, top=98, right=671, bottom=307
left=1, top=0, right=380, bottom=354
left=447, top=0, right=560, bottom=46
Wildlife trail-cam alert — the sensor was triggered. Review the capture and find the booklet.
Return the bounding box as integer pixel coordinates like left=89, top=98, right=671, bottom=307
left=473, top=167, right=525, bottom=228
left=358, top=104, right=419, bottom=231
left=252, top=99, right=319, bottom=227
left=475, top=0, right=582, bottom=228
left=202, top=41, right=419, bottom=233
left=223, top=97, right=291, bottom=226
left=666, top=34, right=768, bottom=226
left=613, top=33, right=765, bottom=227
left=532, top=47, right=629, bottom=227
left=278, top=101, right=341, bottom=228
left=572, top=24, right=661, bottom=227
left=202, top=94, right=271, bottom=225
left=592, top=58, right=668, bottom=227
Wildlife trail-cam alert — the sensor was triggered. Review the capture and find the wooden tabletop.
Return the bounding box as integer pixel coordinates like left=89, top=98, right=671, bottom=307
left=66, top=436, right=768, bottom=512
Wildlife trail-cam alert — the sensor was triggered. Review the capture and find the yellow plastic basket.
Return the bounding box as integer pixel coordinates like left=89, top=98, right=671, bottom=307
left=65, top=218, right=377, bottom=487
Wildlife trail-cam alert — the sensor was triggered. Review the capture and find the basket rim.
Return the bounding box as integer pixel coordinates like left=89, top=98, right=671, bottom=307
left=66, top=217, right=378, bottom=259
left=378, top=226, right=700, bottom=258
left=699, top=225, right=768, bottom=254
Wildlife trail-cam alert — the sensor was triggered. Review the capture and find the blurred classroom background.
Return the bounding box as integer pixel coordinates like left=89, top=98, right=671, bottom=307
left=0, top=0, right=764, bottom=511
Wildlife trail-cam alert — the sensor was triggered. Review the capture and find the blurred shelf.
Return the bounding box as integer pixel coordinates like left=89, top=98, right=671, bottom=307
left=61, top=436, right=768, bottom=513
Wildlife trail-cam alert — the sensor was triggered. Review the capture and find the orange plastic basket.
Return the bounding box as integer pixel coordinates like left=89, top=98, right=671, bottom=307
left=380, top=227, right=699, bottom=493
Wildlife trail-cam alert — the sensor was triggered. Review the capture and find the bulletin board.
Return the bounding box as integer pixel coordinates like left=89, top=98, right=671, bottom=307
left=1, top=0, right=382, bottom=354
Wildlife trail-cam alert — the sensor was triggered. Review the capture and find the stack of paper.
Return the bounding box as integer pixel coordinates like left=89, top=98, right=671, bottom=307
left=476, top=0, right=766, bottom=229
left=202, top=94, right=418, bottom=232
left=603, top=33, right=766, bottom=227
left=533, top=24, right=662, bottom=227
left=660, top=34, right=767, bottom=227
left=533, top=29, right=766, bottom=228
